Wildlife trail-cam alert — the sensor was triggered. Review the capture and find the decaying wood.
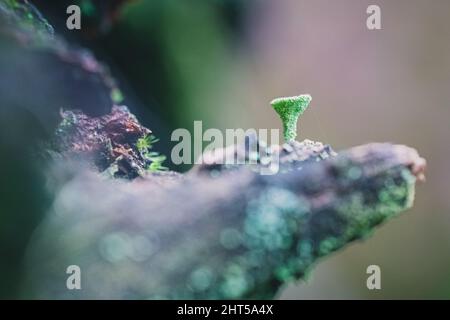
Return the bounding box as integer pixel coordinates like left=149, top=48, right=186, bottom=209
left=23, top=136, right=426, bottom=299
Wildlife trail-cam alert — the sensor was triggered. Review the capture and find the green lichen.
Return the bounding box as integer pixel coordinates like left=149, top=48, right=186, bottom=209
left=24, top=141, right=421, bottom=299
left=209, top=164, right=416, bottom=298
left=271, top=95, right=312, bottom=142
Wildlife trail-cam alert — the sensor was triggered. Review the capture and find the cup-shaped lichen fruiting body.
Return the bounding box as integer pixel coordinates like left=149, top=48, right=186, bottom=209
left=270, top=94, right=312, bottom=142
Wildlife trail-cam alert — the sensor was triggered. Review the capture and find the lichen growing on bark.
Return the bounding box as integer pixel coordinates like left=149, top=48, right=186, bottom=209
left=271, top=94, right=312, bottom=141
left=23, top=137, right=425, bottom=299
left=20, top=89, right=425, bottom=299
left=2, top=1, right=426, bottom=300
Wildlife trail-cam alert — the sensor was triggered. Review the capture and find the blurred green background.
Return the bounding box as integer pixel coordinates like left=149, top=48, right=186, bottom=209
left=2, top=0, right=450, bottom=299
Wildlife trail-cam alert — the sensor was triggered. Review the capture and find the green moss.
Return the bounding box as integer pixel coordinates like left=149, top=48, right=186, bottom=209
left=136, top=134, right=168, bottom=173
left=136, top=134, right=154, bottom=153
left=271, top=95, right=312, bottom=142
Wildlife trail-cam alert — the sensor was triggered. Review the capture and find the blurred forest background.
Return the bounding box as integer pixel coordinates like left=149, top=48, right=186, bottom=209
left=1, top=0, right=450, bottom=299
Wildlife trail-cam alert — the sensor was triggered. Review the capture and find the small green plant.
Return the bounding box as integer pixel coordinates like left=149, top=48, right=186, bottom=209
left=271, top=94, right=312, bottom=142
left=136, top=134, right=168, bottom=172
left=136, top=134, right=155, bottom=153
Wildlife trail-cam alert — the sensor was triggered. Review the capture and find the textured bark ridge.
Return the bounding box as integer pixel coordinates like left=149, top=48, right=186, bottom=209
left=54, top=106, right=163, bottom=179
left=23, top=107, right=426, bottom=299
left=0, top=0, right=123, bottom=131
